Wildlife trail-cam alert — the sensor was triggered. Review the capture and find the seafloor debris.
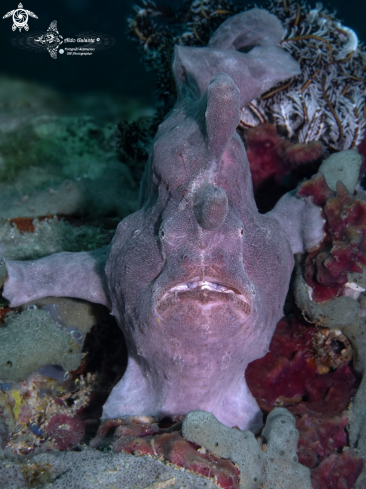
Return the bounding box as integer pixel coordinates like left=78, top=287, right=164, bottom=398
left=0, top=372, right=97, bottom=454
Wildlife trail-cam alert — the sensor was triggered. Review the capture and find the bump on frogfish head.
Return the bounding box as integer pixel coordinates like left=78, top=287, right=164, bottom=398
left=194, top=184, right=229, bottom=230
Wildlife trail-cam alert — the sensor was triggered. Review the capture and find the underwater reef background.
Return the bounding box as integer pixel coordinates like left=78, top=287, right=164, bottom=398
left=2, top=0, right=366, bottom=488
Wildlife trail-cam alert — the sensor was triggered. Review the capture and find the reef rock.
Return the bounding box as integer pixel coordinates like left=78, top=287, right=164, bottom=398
left=0, top=76, right=141, bottom=220
left=294, top=149, right=366, bottom=487
left=182, top=408, right=311, bottom=489
left=0, top=309, right=81, bottom=382
left=0, top=449, right=221, bottom=489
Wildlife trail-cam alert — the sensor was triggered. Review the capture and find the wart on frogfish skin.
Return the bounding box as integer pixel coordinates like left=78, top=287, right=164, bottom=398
left=2, top=8, right=324, bottom=431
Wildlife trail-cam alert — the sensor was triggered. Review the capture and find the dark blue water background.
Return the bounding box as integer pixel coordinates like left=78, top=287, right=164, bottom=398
left=0, top=0, right=364, bottom=105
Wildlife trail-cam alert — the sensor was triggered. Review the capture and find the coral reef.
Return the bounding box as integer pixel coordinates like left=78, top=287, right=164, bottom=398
left=44, top=413, right=86, bottom=451
left=19, top=296, right=107, bottom=338
left=244, top=122, right=323, bottom=192
left=0, top=216, right=114, bottom=261
left=0, top=76, right=144, bottom=219
left=242, top=0, right=366, bottom=151
left=0, top=306, right=126, bottom=457
left=182, top=408, right=311, bottom=489
left=318, top=149, right=363, bottom=194
left=1, top=2, right=366, bottom=488
left=1, top=115, right=117, bottom=183
left=77, top=316, right=360, bottom=488
left=91, top=415, right=241, bottom=488
left=246, top=318, right=358, bottom=417
left=247, top=317, right=363, bottom=487
left=0, top=169, right=138, bottom=220
left=292, top=151, right=366, bottom=487
left=0, top=266, right=361, bottom=487
left=0, top=372, right=96, bottom=454
left=294, top=269, right=366, bottom=487
left=297, top=152, right=366, bottom=302
left=311, top=450, right=363, bottom=489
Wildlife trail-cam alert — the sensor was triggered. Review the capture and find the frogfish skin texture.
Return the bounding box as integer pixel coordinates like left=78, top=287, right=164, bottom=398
left=2, top=9, right=324, bottom=431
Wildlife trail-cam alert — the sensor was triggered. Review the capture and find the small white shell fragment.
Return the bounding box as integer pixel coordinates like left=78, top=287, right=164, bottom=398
left=343, top=282, right=366, bottom=300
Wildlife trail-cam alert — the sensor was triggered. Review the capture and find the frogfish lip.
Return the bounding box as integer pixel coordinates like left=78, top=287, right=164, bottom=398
left=156, top=276, right=252, bottom=317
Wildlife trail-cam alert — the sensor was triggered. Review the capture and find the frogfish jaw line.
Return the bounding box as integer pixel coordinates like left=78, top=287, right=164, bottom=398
left=156, top=277, right=252, bottom=317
